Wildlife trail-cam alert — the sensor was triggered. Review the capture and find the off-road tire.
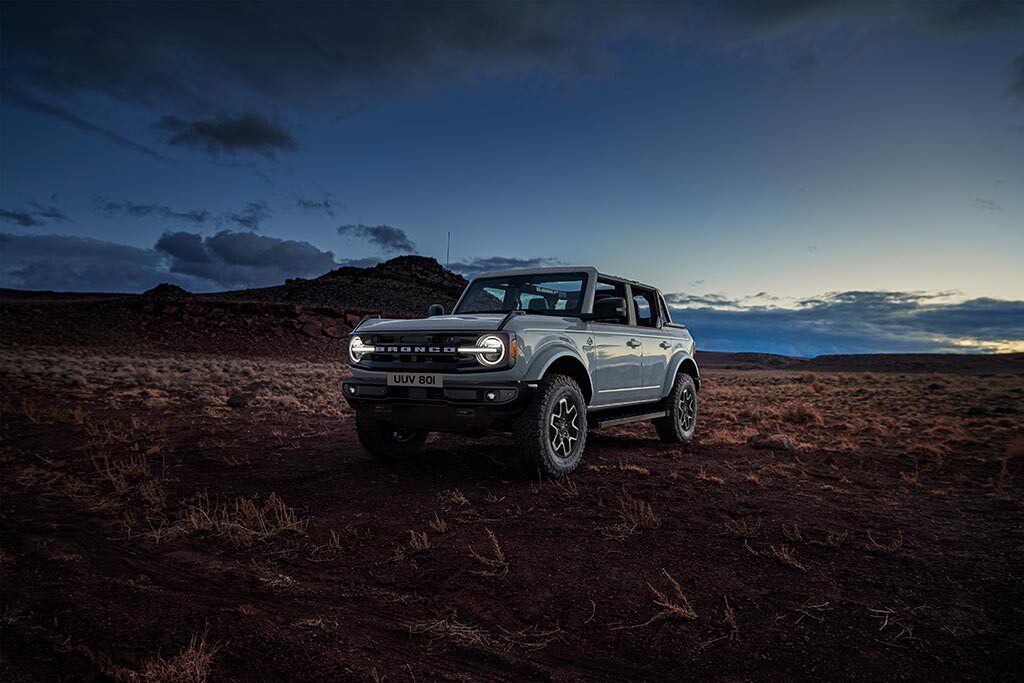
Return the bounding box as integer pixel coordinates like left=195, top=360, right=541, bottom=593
left=654, top=372, right=697, bottom=443
left=512, top=374, right=587, bottom=478
left=354, top=411, right=428, bottom=460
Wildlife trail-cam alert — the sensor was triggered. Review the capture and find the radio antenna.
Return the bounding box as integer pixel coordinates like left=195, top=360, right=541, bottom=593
left=446, top=231, right=450, bottom=269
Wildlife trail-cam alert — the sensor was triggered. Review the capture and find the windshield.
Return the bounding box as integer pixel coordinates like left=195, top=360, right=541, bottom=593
left=455, top=272, right=588, bottom=316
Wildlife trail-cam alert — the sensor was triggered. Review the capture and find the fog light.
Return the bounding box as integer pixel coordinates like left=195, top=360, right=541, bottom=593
left=346, top=385, right=357, bottom=395
left=485, top=391, right=497, bottom=401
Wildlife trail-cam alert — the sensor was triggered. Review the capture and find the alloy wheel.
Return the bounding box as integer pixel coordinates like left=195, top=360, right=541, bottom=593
left=549, top=397, right=580, bottom=458
left=678, top=387, right=696, bottom=431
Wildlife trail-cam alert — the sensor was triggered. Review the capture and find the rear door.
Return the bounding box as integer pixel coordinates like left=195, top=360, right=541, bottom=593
left=586, top=278, right=644, bottom=407
left=628, top=285, right=673, bottom=401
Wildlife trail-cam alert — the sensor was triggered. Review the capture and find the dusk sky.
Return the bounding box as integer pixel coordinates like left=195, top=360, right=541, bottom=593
left=2, top=1, right=1022, bottom=355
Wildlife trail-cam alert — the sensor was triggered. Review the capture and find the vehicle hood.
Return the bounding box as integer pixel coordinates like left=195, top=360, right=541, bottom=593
left=354, top=314, right=508, bottom=334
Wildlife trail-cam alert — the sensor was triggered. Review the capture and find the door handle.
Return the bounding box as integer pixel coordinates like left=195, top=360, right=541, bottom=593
left=626, top=339, right=641, bottom=349
left=659, top=341, right=671, bottom=349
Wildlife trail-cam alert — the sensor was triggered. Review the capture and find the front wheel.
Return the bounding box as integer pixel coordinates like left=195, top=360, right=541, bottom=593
left=354, top=411, right=428, bottom=460
left=512, top=374, right=587, bottom=478
left=654, top=373, right=697, bottom=443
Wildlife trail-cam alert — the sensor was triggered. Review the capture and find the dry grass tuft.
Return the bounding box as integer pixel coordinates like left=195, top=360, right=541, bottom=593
left=782, top=402, right=823, bottom=426
left=142, top=631, right=217, bottom=683
left=408, top=530, right=430, bottom=551
left=617, top=488, right=660, bottom=529
left=183, top=492, right=308, bottom=547
left=696, top=466, right=725, bottom=485
left=769, top=544, right=807, bottom=571
left=865, top=529, right=904, bottom=554
left=469, top=528, right=509, bottom=576
left=724, top=517, right=762, bottom=539
left=612, top=569, right=697, bottom=630
left=428, top=513, right=448, bottom=533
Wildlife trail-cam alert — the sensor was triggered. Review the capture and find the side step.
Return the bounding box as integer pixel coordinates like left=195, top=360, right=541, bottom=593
left=590, top=409, right=668, bottom=429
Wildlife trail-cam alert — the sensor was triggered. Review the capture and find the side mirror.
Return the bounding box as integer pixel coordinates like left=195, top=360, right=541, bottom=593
left=589, top=297, right=627, bottom=322
left=427, top=303, right=445, bottom=317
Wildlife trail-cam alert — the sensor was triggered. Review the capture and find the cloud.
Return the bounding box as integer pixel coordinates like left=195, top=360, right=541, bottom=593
left=1010, top=51, right=1024, bottom=101
left=669, top=289, right=1024, bottom=355
left=0, top=232, right=181, bottom=292
left=448, top=256, right=563, bottom=276
left=337, top=223, right=415, bottom=253
left=155, top=230, right=337, bottom=289
left=973, top=197, right=1005, bottom=212
left=296, top=195, right=338, bottom=218
left=155, top=114, right=298, bottom=157
left=0, top=209, right=46, bottom=227
left=785, top=53, right=821, bottom=84
left=28, top=202, right=70, bottom=222
left=224, top=200, right=271, bottom=230
left=96, top=198, right=209, bottom=225
left=0, top=199, right=72, bottom=227
left=1, top=80, right=173, bottom=163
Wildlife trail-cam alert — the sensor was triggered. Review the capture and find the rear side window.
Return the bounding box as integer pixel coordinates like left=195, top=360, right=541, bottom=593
left=631, top=287, right=660, bottom=328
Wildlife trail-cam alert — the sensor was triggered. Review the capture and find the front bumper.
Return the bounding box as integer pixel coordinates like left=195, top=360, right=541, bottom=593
left=341, top=378, right=533, bottom=433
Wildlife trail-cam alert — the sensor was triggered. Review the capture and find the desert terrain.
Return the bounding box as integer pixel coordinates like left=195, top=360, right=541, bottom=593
left=1, top=273, right=1022, bottom=681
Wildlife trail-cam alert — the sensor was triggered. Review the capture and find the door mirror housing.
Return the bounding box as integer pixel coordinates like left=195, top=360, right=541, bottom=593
left=427, top=303, right=445, bottom=317
left=586, top=297, right=627, bottom=322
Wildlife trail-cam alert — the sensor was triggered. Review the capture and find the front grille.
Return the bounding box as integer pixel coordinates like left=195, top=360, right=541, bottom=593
left=359, top=332, right=485, bottom=372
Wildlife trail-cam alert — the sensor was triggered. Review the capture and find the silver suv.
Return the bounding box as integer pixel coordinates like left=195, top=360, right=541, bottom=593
left=342, top=267, right=699, bottom=477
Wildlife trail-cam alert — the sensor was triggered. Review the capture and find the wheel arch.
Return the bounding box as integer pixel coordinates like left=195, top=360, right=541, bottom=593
left=665, top=353, right=701, bottom=394
left=530, top=351, right=593, bottom=404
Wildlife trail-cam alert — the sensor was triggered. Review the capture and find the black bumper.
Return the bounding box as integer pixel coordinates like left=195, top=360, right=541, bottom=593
left=342, top=378, right=533, bottom=433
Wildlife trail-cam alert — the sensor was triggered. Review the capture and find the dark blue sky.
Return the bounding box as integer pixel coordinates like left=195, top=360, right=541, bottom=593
left=1, top=1, right=1022, bottom=355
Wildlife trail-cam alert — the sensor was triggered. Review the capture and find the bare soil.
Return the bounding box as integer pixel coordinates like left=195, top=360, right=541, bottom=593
left=2, top=343, right=1022, bottom=681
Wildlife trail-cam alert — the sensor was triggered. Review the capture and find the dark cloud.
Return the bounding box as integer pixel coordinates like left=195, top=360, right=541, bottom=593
left=96, top=198, right=209, bottom=225
left=224, top=201, right=272, bottom=230
left=0, top=232, right=184, bottom=292
left=448, top=256, right=563, bottom=276
left=28, top=202, right=70, bottom=222
left=1, top=80, right=173, bottom=163
left=296, top=195, right=338, bottom=218
left=973, top=197, right=1005, bottom=212
left=928, top=0, right=1024, bottom=33
left=1010, top=51, right=1024, bottom=100
left=0, top=209, right=46, bottom=227
left=155, top=230, right=337, bottom=289
left=337, top=224, right=415, bottom=254
left=669, top=290, right=1024, bottom=355
left=786, top=53, right=821, bottom=84
left=155, top=114, right=297, bottom=157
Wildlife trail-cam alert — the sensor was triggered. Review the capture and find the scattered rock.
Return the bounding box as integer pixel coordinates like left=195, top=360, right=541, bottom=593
left=323, top=325, right=343, bottom=339
left=966, top=405, right=988, bottom=416
left=748, top=433, right=796, bottom=451
left=227, top=392, right=251, bottom=408
left=207, top=307, right=226, bottom=320
left=301, top=321, right=323, bottom=338
left=926, top=383, right=945, bottom=392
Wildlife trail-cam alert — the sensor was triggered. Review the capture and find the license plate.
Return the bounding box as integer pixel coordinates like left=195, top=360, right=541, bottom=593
left=387, top=373, right=443, bottom=388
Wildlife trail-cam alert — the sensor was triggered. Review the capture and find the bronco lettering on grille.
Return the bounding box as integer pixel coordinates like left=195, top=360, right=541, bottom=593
left=374, top=345, right=457, bottom=354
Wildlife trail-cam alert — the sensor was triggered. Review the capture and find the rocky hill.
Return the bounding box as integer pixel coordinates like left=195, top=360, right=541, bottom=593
left=204, top=255, right=468, bottom=315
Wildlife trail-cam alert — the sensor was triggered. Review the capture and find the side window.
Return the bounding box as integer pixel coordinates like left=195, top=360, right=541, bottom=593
left=594, top=278, right=628, bottom=325
left=631, top=288, right=659, bottom=328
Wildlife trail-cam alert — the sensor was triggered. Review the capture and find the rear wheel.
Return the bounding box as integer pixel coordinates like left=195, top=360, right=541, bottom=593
left=512, top=374, right=587, bottom=478
left=654, top=373, right=697, bottom=443
left=354, top=411, right=428, bottom=460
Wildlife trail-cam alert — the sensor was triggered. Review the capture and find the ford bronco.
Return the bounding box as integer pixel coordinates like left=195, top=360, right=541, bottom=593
left=342, top=267, right=699, bottom=477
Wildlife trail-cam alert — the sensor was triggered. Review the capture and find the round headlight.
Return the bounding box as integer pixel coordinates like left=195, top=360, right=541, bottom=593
left=476, top=334, right=505, bottom=366
left=349, top=335, right=371, bottom=364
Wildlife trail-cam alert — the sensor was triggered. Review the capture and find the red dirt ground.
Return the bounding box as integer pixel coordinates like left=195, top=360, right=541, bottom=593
left=2, top=341, right=1022, bottom=681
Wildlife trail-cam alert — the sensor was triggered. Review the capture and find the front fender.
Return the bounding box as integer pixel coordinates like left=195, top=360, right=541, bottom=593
left=523, top=343, right=593, bottom=397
